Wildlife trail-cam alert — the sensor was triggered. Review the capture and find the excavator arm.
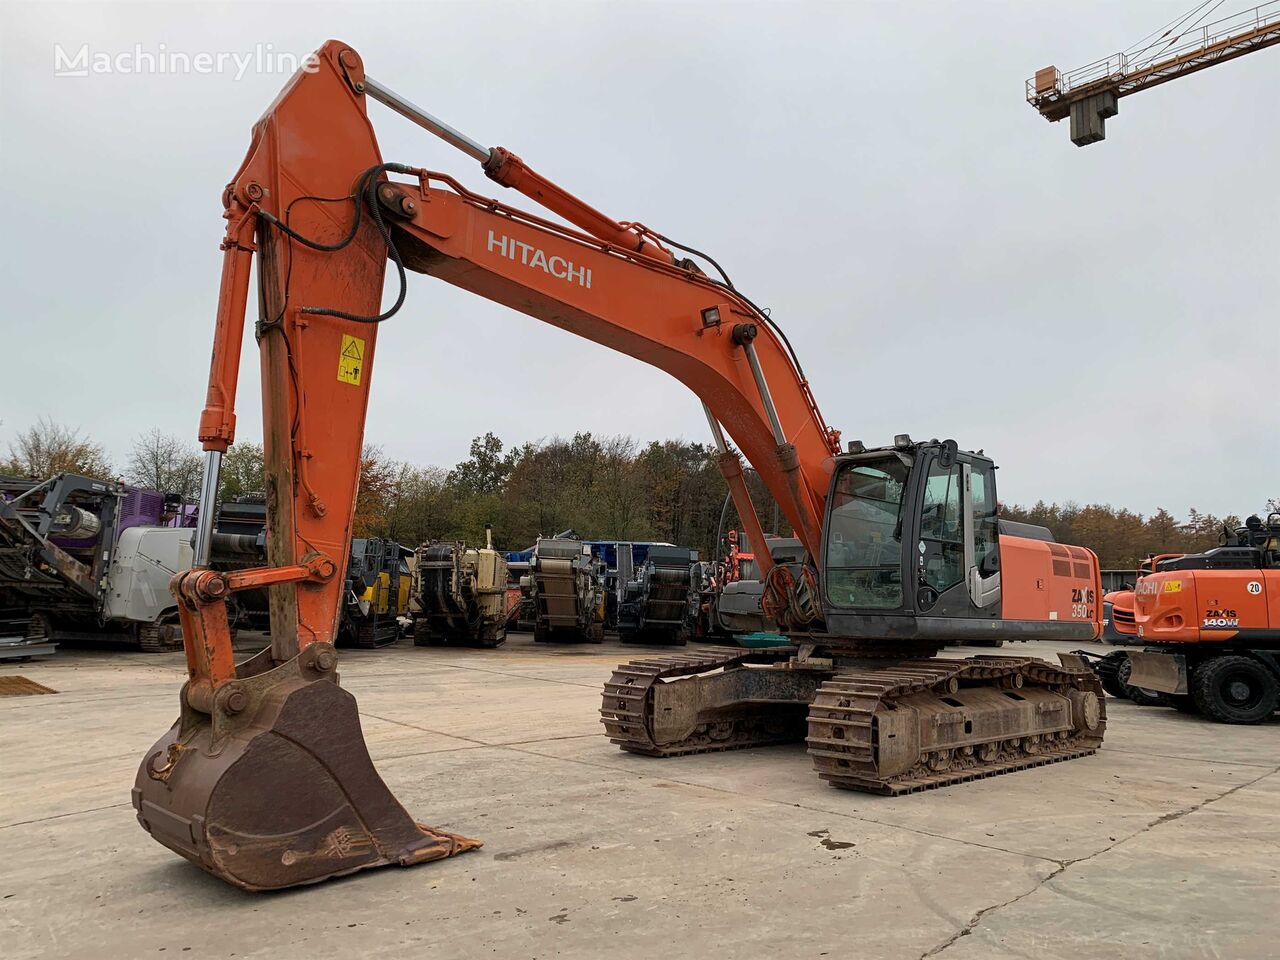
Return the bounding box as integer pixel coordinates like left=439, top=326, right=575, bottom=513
left=134, top=40, right=840, bottom=891
left=195, top=41, right=838, bottom=669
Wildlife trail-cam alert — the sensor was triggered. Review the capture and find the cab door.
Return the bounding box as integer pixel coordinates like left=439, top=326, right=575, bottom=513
left=962, top=460, right=1001, bottom=609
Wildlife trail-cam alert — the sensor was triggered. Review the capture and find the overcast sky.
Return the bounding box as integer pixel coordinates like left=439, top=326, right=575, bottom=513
left=1, top=1, right=1276, bottom=518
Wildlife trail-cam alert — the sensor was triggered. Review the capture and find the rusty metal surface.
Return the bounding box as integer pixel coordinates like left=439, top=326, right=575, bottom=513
left=0, top=676, right=57, bottom=696
left=133, top=643, right=479, bottom=891
left=807, top=657, right=1106, bottom=795
left=600, top=646, right=804, bottom=755
left=602, top=650, right=1107, bottom=796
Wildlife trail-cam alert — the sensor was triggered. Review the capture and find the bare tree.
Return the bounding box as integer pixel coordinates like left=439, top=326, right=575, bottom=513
left=2, top=417, right=113, bottom=479
left=126, top=428, right=203, bottom=499
left=593, top=434, right=644, bottom=539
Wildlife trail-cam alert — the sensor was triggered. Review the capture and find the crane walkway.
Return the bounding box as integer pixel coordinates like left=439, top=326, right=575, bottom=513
left=1028, top=0, right=1280, bottom=120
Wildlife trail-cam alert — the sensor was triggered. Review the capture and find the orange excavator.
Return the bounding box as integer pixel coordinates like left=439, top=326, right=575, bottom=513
left=133, top=41, right=1108, bottom=892
left=1123, top=515, right=1280, bottom=721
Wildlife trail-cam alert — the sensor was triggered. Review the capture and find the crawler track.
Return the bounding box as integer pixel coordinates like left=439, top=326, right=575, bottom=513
left=807, top=656, right=1106, bottom=795
left=601, top=650, right=1106, bottom=795
left=348, top=615, right=397, bottom=648
left=137, top=622, right=183, bottom=653
left=600, top=645, right=799, bottom=756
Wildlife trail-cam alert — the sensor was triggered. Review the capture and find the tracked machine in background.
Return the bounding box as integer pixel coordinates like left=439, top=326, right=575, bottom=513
left=133, top=42, right=1106, bottom=892
left=1, top=473, right=139, bottom=656
left=616, top=545, right=699, bottom=645
left=410, top=526, right=509, bottom=647
left=0, top=473, right=230, bottom=655
left=336, top=537, right=410, bottom=648
left=528, top=537, right=605, bottom=643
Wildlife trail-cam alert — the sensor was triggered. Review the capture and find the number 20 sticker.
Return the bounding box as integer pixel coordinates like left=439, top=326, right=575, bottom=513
left=1247, top=581, right=1263, bottom=595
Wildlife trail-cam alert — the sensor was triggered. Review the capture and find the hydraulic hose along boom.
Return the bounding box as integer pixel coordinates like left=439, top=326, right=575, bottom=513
left=135, top=41, right=1107, bottom=893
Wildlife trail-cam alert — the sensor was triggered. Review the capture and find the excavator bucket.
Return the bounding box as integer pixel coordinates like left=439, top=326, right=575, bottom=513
left=132, top=643, right=479, bottom=891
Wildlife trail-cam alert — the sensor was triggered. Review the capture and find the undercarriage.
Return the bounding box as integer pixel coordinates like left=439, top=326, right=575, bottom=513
left=601, top=643, right=1106, bottom=794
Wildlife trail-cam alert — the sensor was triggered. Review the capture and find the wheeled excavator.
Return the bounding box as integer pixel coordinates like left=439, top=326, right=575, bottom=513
left=1121, top=514, right=1280, bottom=722
left=133, top=41, right=1107, bottom=893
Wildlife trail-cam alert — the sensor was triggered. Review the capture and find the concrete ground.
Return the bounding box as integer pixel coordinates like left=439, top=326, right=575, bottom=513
left=2, top=634, right=1277, bottom=960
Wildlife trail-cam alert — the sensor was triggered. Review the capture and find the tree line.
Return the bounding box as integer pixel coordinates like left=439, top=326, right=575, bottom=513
left=999, top=502, right=1258, bottom=570
left=3, top=418, right=1274, bottom=567
left=359, top=432, right=779, bottom=558
left=0, top=419, right=775, bottom=557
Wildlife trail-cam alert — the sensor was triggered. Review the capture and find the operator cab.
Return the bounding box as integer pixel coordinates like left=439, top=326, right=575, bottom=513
left=821, top=436, right=1005, bottom=641
left=1155, top=514, right=1280, bottom=572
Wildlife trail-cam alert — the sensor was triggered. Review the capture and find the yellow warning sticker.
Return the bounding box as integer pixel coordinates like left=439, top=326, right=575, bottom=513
left=1163, top=580, right=1182, bottom=593
left=337, top=334, right=365, bottom=385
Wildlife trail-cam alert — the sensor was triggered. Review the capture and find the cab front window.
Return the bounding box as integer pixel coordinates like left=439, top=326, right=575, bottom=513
left=825, top=458, right=907, bottom=609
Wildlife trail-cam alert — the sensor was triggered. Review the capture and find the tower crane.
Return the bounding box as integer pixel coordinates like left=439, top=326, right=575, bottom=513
left=1028, top=1, right=1280, bottom=144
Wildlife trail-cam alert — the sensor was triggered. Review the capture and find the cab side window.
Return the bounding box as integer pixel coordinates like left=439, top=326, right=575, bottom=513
left=970, top=463, right=999, bottom=576
left=920, top=461, right=964, bottom=593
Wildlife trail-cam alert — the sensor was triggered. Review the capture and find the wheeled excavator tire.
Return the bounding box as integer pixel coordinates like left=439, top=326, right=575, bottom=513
left=1071, top=649, right=1160, bottom=706
left=601, top=651, right=1106, bottom=795
left=1091, top=651, right=1128, bottom=699
left=133, top=642, right=479, bottom=891
left=1191, top=655, right=1280, bottom=724
left=1114, top=653, right=1163, bottom=707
